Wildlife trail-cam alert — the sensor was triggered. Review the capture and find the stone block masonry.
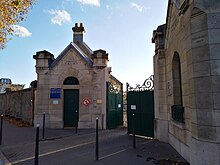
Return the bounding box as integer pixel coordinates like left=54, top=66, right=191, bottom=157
left=0, top=88, right=35, bottom=125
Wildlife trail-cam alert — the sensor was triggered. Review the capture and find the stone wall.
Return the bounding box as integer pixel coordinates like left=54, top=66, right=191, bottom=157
left=153, top=0, right=220, bottom=164
left=0, top=88, right=34, bottom=125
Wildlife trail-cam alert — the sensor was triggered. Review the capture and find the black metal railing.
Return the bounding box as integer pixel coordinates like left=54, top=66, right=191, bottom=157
left=127, top=75, right=154, bottom=92
left=171, top=105, right=184, bottom=123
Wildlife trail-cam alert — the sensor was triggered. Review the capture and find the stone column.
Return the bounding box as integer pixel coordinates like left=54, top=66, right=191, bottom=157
left=92, top=50, right=109, bottom=129
left=33, top=51, right=54, bottom=127
left=152, top=24, right=169, bottom=142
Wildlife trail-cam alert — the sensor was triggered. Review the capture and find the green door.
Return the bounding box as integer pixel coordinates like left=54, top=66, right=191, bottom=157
left=127, top=90, right=154, bottom=137
left=64, top=89, right=79, bottom=127
left=106, top=82, right=123, bottom=129
left=116, top=94, right=123, bottom=126
left=107, top=93, right=117, bottom=129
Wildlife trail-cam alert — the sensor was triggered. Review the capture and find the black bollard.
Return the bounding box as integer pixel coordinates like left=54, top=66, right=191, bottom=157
left=35, top=124, right=40, bottom=165
left=75, top=110, right=78, bottom=134
left=132, top=113, right=136, bottom=149
left=42, top=112, right=45, bottom=140
left=0, top=114, right=3, bottom=145
left=95, top=117, right=99, bottom=161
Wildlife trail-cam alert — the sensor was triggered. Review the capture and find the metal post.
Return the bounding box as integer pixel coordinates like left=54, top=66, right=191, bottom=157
left=132, top=113, right=136, bottom=149
left=75, top=110, right=78, bottom=134
left=42, top=112, right=45, bottom=140
left=35, top=124, right=40, bottom=165
left=95, top=117, right=99, bottom=161
left=0, top=115, right=3, bottom=145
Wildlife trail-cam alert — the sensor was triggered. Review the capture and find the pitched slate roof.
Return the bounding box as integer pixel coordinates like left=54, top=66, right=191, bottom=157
left=50, top=42, right=93, bottom=68
left=82, top=42, right=93, bottom=55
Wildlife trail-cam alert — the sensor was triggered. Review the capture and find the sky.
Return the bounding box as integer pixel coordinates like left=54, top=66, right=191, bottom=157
left=0, top=0, right=168, bottom=89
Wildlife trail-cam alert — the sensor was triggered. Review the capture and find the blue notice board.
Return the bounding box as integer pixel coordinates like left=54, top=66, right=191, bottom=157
left=50, top=88, right=61, bottom=98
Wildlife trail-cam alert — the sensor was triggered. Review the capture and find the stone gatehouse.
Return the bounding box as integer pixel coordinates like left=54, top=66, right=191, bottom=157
left=33, top=23, right=122, bottom=129
left=152, top=0, right=220, bottom=164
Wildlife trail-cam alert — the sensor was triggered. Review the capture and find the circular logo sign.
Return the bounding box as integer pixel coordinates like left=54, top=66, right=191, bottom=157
left=82, top=98, right=90, bottom=106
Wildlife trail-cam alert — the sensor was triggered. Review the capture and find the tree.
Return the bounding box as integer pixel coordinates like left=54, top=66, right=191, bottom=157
left=0, top=0, right=34, bottom=49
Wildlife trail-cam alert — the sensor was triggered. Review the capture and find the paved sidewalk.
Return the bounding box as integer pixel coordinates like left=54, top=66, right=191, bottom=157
left=0, top=119, right=189, bottom=165
left=0, top=118, right=94, bottom=147
left=0, top=119, right=94, bottom=164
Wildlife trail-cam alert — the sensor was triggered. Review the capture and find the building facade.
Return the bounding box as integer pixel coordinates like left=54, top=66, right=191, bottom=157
left=153, top=0, right=220, bottom=164
left=0, top=78, right=12, bottom=94
left=33, top=23, right=122, bottom=129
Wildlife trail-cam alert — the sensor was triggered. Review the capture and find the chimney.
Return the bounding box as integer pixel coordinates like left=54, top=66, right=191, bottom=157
left=72, top=23, right=85, bottom=43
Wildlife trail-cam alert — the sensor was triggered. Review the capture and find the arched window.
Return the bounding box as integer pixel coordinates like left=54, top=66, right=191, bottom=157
left=171, top=52, right=184, bottom=123
left=63, top=77, right=79, bottom=85
left=172, top=52, right=182, bottom=105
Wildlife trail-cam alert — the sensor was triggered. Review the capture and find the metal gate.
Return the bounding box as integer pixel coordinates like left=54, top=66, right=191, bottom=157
left=106, top=82, right=123, bottom=129
left=127, top=75, right=154, bottom=137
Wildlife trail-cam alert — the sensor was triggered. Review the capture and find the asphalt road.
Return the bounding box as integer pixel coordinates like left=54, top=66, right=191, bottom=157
left=1, top=120, right=189, bottom=165
left=3, top=128, right=151, bottom=165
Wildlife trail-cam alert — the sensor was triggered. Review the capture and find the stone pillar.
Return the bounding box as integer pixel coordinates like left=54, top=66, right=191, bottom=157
left=33, top=51, right=54, bottom=127
left=92, top=50, right=109, bottom=129
left=152, top=25, right=169, bottom=142
left=154, top=50, right=168, bottom=142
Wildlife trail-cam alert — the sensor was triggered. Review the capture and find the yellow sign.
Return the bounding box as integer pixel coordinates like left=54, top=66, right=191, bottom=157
left=97, top=99, right=102, bottom=104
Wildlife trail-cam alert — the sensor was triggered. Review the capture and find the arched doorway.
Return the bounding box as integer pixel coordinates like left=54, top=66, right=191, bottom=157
left=63, top=77, right=79, bottom=127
